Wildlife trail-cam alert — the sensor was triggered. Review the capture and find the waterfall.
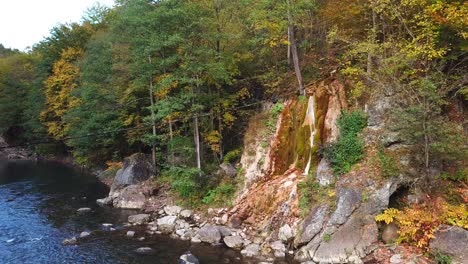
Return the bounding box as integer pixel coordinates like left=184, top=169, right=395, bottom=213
left=303, top=95, right=316, bottom=175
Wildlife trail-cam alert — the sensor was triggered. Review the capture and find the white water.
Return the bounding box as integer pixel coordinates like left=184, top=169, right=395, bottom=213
left=303, top=96, right=316, bottom=175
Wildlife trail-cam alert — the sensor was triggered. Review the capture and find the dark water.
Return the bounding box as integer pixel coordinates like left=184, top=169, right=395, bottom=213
left=0, top=160, right=244, bottom=264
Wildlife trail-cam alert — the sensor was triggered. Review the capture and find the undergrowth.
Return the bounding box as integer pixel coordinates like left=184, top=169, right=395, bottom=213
left=322, top=110, right=367, bottom=175
left=298, top=173, right=335, bottom=217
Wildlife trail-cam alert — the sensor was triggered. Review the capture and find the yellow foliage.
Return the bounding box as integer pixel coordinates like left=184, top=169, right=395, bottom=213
left=204, top=130, right=221, bottom=153
left=376, top=201, right=468, bottom=249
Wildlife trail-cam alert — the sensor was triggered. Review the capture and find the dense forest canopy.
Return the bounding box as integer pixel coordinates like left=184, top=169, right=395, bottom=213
left=0, top=0, right=466, bottom=174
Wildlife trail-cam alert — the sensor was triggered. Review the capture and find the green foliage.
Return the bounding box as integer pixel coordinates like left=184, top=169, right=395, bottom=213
left=223, top=148, right=242, bottom=164
left=162, top=166, right=201, bottom=200
left=298, top=174, right=335, bottom=217
left=441, top=168, right=468, bottom=183
left=322, top=111, right=367, bottom=175
left=202, top=183, right=236, bottom=206
left=434, top=251, right=452, bottom=264
left=323, top=233, right=331, bottom=242
left=378, top=146, right=399, bottom=178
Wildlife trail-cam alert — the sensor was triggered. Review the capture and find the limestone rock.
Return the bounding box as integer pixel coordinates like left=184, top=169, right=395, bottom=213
left=198, top=225, right=221, bottom=244
left=180, top=209, right=193, bottom=218
left=157, top=216, right=177, bottom=234
left=241, top=243, right=260, bottom=257
left=77, top=207, right=92, bottom=214
left=313, top=215, right=378, bottom=263
left=224, top=235, right=244, bottom=249
left=278, top=224, right=294, bottom=242
left=164, top=205, right=182, bottom=216
left=62, top=237, right=77, bottom=245
left=111, top=185, right=146, bottom=209
left=217, top=225, right=232, bottom=237
left=126, top=230, right=135, bottom=237
left=316, top=159, right=334, bottom=186
left=429, top=225, right=468, bottom=264
left=79, top=231, right=91, bottom=238
left=328, top=188, right=361, bottom=226
left=128, top=214, right=151, bottom=225
left=295, top=205, right=328, bottom=247
left=270, top=240, right=286, bottom=258
left=134, top=247, right=155, bottom=255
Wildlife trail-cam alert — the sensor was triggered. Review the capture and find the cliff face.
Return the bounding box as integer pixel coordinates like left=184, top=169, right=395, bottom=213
left=0, top=136, right=29, bottom=160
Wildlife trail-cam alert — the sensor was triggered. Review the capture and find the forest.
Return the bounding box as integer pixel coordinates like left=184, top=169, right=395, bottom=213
left=0, top=0, right=466, bottom=185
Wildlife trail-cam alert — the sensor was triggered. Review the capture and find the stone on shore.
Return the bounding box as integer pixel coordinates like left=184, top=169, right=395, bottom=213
left=241, top=243, right=260, bottom=257
left=128, top=214, right=151, bottom=225
left=198, top=225, right=222, bottom=244
left=77, top=207, right=92, bottom=214
left=62, top=237, right=77, bottom=245
left=179, top=251, right=200, bottom=264
left=79, top=231, right=91, bottom=238
left=157, top=216, right=177, bottom=234
left=223, top=235, right=244, bottom=249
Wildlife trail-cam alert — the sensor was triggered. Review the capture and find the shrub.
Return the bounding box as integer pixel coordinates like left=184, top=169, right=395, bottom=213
left=322, top=110, right=367, bottom=175
left=202, top=183, right=236, bottom=206
left=434, top=251, right=452, bottom=264
left=162, top=166, right=201, bottom=199
left=378, top=146, right=399, bottom=178
left=441, top=168, right=467, bottom=183
left=375, top=202, right=468, bottom=249
left=223, top=148, right=242, bottom=164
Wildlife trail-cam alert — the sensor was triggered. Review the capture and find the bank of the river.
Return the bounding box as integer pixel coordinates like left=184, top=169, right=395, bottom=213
left=0, top=160, right=249, bottom=264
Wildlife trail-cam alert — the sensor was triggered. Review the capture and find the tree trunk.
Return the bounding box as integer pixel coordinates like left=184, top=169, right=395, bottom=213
left=218, top=112, right=224, bottom=161
left=194, top=116, right=201, bottom=170
left=148, top=55, right=157, bottom=171
left=367, top=4, right=376, bottom=74
left=168, top=118, right=173, bottom=166
left=287, top=0, right=305, bottom=95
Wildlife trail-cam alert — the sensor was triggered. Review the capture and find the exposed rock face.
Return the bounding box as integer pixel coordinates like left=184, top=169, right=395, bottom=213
left=313, top=215, right=378, bottom=263
left=316, top=159, right=334, bottom=186
left=294, top=205, right=328, bottom=247
left=218, top=163, right=237, bottom=178
left=430, top=225, right=468, bottom=264
left=97, top=153, right=155, bottom=209
left=278, top=224, right=294, bottom=242
left=328, top=188, right=361, bottom=226
left=110, top=153, right=154, bottom=192
left=197, top=225, right=222, bottom=244
left=0, top=136, right=29, bottom=160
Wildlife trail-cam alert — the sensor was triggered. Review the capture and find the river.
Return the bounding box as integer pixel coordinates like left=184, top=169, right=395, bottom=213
left=0, top=160, right=244, bottom=264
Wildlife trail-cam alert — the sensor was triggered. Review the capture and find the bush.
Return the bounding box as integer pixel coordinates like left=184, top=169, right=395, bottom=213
left=434, top=252, right=452, bottom=264
left=441, top=168, right=468, bottom=183
left=202, top=183, right=236, bottom=206
left=375, top=202, right=468, bottom=249
left=162, top=166, right=201, bottom=199
left=378, top=146, right=399, bottom=178
left=223, top=148, right=242, bottom=164
left=322, top=110, right=367, bottom=175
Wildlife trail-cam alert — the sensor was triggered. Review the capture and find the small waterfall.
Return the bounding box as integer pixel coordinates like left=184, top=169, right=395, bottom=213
left=303, top=95, right=316, bottom=175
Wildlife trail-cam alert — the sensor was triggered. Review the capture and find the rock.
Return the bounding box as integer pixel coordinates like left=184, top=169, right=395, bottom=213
left=128, top=214, right=151, bottom=224
left=126, top=231, right=135, bottom=237
left=164, top=205, right=182, bottom=216
left=218, top=163, right=237, bottom=178
left=207, top=208, right=216, bottom=215
left=241, top=243, right=260, bottom=257
left=191, top=236, right=202, bottom=243
left=198, top=225, right=222, bottom=244
left=295, top=205, right=328, bottom=247
left=224, top=236, right=244, bottom=249
left=79, top=231, right=91, bottom=238
left=313, top=215, right=378, bottom=263
left=179, top=251, right=200, bottom=264
left=157, top=216, right=177, bottom=234
left=180, top=209, right=193, bottom=218
left=96, top=197, right=113, bottom=206
left=217, top=226, right=232, bottom=237
left=316, top=159, right=334, bottom=186
left=134, top=247, right=154, bottom=255
left=77, top=207, right=92, bottom=214
left=110, top=153, right=154, bottom=192
left=365, top=97, right=391, bottom=128
left=278, top=224, right=294, bottom=242
left=271, top=240, right=286, bottom=258
left=407, top=194, right=424, bottom=205
left=429, top=225, right=468, bottom=263
left=138, top=237, right=145, bottom=241
left=328, top=188, right=361, bottom=226
left=220, top=214, right=229, bottom=225
left=102, top=223, right=113, bottom=227
left=390, top=254, right=402, bottom=264
left=382, top=223, right=399, bottom=244
left=112, top=185, right=147, bottom=209
left=62, top=237, right=77, bottom=245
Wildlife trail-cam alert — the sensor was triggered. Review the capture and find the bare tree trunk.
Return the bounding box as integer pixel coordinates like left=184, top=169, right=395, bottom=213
left=367, top=3, right=377, bottom=74
left=287, top=0, right=305, bottom=95
left=218, top=112, right=223, bottom=162
left=287, top=27, right=292, bottom=66
left=194, top=116, right=201, bottom=170
left=168, top=118, right=173, bottom=166
left=148, top=55, right=157, bottom=171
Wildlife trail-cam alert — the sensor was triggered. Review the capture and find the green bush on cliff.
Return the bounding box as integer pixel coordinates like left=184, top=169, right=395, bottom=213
left=322, top=110, right=367, bottom=175
left=162, top=166, right=201, bottom=199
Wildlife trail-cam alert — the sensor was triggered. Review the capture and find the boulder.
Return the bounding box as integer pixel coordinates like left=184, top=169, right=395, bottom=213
left=164, top=205, right=182, bottom=216
left=198, top=225, right=222, bottom=244
left=179, top=252, right=200, bottom=264
left=111, top=185, right=146, bottom=209
left=110, top=153, right=154, bottom=192
left=316, top=159, right=334, bottom=186
left=62, top=237, right=77, bottom=245
left=313, top=215, right=378, bottom=263
left=241, top=243, right=260, bottom=257
left=128, top=214, right=151, bottom=225
left=79, top=231, right=91, bottom=238
left=217, top=226, right=232, bottom=237
left=218, top=163, right=237, bottom=178
left=429, top=225, right=468, bottom=264
left=126, top=231, right=135, bottom=237
left=278, top=224, right=294, bottom=242
left=134, top=247, right=155, bottom=255
left=180, top=209, right=193, bottom=218
left=270, top=240, right=286, bottom=258
left=224, top=236, right=244, bottom=249
left=382, top=223, right=399, bottom=244
left=77, top=207, right=92, bottom=214
left=295, top=205, right=328, bottom=247
left=157, top=216, right=177, bottom=234
left=390, top=254, right=402, bottom=264
left=328, top=188, right=361, bottom=226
